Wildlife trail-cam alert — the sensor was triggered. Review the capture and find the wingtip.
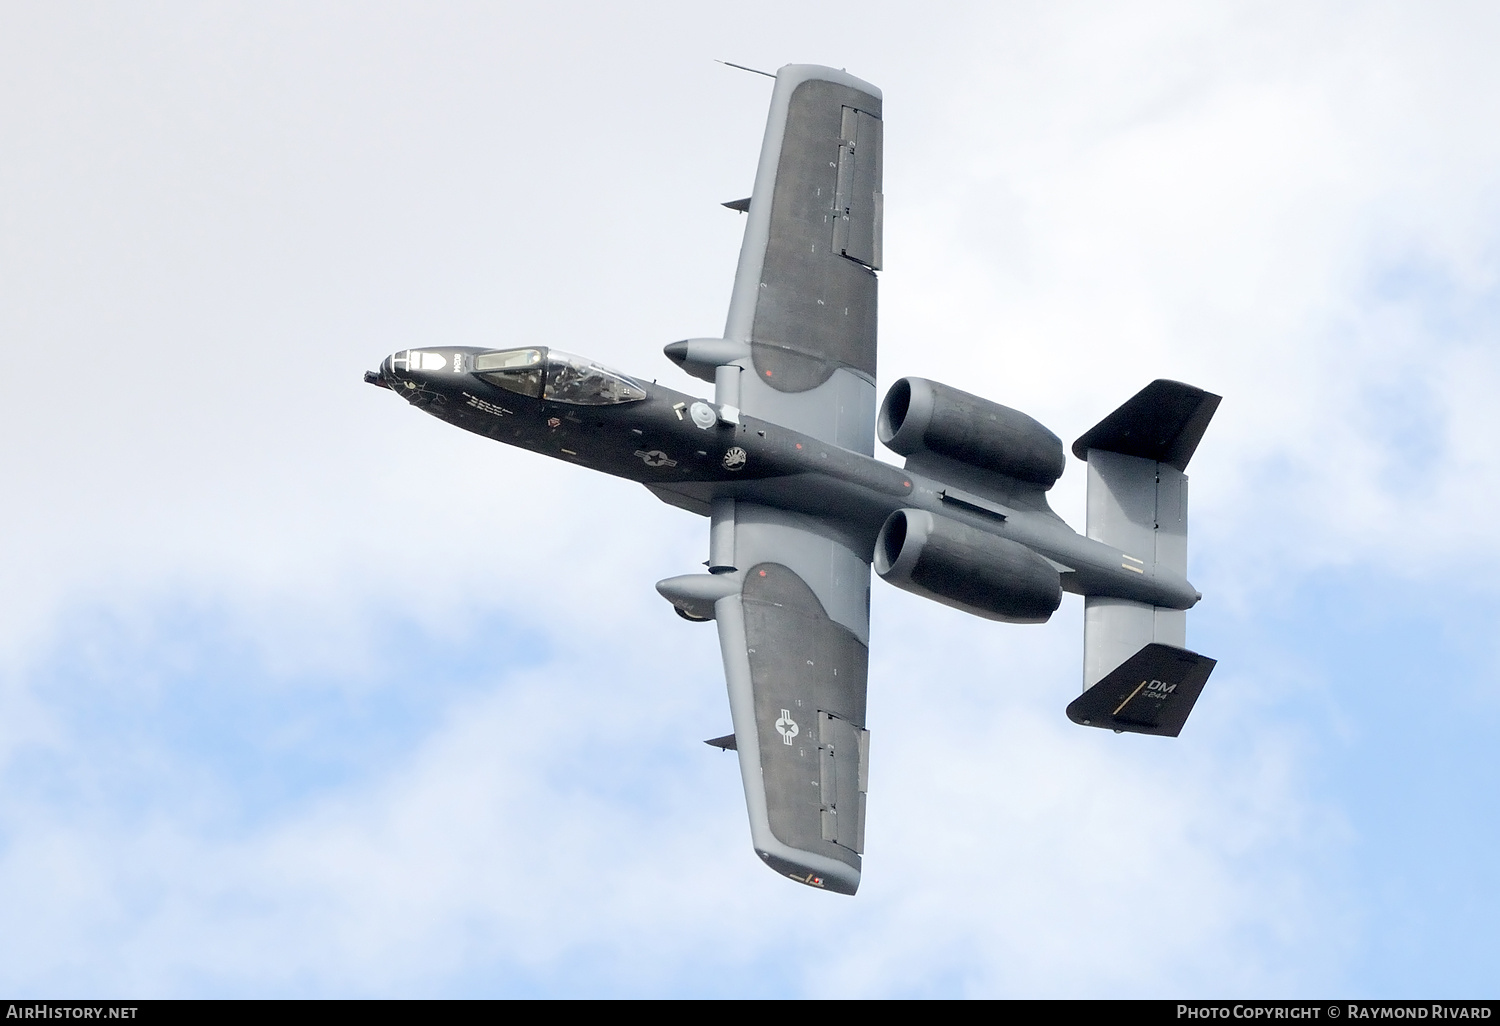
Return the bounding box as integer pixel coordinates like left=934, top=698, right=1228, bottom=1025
left=757, top=850, right=859, bottom=895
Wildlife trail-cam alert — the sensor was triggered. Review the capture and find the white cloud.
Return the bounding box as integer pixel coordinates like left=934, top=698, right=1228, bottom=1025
left=0, top=594, right=1344, bottom=996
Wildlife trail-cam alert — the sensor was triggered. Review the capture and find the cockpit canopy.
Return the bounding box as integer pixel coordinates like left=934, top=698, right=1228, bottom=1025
left=473, top=348, right=646, bottom=406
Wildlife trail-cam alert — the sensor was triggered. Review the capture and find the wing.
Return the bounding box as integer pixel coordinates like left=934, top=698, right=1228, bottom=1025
left=720, top=65, right=883, bottom=456
left=712, top=502, right=871, bottom=894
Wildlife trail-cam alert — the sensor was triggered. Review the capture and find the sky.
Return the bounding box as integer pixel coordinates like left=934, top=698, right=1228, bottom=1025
left=2, top=0, right=1499, bottom=998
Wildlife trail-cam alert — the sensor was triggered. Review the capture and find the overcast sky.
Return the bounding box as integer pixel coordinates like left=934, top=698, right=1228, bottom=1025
left=2, top=0, right=1499, bottom=998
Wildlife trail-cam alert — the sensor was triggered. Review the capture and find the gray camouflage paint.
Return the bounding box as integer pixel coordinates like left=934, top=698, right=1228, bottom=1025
left=370, top=64, right=1219, bottom=896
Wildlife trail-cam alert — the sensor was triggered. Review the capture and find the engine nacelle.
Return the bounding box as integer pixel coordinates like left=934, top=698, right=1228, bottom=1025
left=874, top=509, right=1062, bottom=624
left=878, top=377, right=1065, bottom=488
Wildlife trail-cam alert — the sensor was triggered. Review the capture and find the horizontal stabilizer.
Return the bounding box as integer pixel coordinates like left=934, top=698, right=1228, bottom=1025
left=1071, top=379, right=1221, bottom=472
left=705, top=734, right=738, bottom=751
left=722, top=197, right=751, bottom=213
left=1066, top=642, right=1217, bottom=737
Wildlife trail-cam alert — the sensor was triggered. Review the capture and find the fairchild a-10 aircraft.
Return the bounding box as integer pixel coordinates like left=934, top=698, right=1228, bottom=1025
left=368, top=65, right=1221, bottom=895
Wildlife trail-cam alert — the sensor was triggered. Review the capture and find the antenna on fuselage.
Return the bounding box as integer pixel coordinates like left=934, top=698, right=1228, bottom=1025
left=715, top=59, right=775, bottom=79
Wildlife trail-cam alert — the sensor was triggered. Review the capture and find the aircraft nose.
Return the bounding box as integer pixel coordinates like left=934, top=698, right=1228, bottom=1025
left=379, top=350, right=432, bottom=391
left=369, top=348, right=461, bottom=395
left=369, top=351, right=413, bottom=391
left=363, top=352, right=404, bottom=390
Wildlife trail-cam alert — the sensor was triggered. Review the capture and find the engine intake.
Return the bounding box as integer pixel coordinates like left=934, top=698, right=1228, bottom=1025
left=878, top=377, right=1065, bottom=488
left=874, top=509, right=1062, bottom=624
